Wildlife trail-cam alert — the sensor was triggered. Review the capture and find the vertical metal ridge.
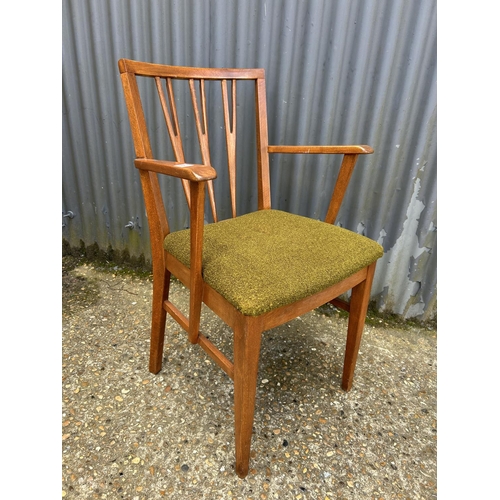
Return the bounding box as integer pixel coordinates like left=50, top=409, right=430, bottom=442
left=62, top=0, right=437, bottom=319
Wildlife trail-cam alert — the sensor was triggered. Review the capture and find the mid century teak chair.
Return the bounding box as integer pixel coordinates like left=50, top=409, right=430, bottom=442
left=118, top=58, right=383, bottom=478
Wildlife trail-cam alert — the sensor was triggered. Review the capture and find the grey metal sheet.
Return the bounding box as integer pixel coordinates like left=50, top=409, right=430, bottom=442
left=62, top=0, right=437, bottom=319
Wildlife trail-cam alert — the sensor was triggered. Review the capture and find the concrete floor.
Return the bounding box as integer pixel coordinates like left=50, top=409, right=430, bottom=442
left=62, top=256, right=436, bottom=499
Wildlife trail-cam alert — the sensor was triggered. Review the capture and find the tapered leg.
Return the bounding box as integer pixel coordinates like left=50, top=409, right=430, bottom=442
left=149, top=267, right=171, bottom=374
left=341, top=262, right=377, bottom=391
left=233, top=316, right=263, bottom=478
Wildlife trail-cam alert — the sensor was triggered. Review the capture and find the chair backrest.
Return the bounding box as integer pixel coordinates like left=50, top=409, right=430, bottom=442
left=118, top=59, right=271, bottom=231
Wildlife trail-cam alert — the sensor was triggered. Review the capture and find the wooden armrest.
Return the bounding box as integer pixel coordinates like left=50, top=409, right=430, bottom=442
left=134, top=159, right=217, bottom=181
left=268, top=145, right=374, bottom=155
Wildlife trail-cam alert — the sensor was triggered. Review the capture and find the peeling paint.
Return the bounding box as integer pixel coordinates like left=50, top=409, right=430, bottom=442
left=372, top=176, right=428, bottom=318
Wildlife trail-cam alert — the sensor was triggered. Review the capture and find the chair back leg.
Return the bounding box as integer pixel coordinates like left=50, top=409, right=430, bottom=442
left=149, top=268, right=171, bottom=374
left=233, top=316, right=263, bottom=478
left=341, top=261, right=377, bottom=391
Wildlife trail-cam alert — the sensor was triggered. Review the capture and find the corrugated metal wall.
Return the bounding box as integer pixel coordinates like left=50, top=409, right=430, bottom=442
left=62, top=0, right=437, bottom=321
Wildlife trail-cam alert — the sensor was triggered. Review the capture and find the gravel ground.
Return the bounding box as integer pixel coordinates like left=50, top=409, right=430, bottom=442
left=62, top=255, right=437, bottom=499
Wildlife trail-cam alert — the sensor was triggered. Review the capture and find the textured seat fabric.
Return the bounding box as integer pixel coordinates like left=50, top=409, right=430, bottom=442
left=164, top=209, right=383, bottom=316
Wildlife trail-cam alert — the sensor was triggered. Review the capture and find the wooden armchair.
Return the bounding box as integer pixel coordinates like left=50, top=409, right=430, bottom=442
left=118, top=58, right=383, bottom=478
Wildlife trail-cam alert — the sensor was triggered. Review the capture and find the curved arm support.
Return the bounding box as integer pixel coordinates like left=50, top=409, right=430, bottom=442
left=135, top=159, right=217, bottom=182
left=267, top=145, right=374, bottom=224
left=268, top=145, right=373, bottom=155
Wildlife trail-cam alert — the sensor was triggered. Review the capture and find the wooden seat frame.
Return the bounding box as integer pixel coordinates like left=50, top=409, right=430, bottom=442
left=118, top=58, right=378, bottom=478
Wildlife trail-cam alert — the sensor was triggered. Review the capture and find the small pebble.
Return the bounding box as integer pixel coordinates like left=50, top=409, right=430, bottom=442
left=62, top=256, right=436, bottom=498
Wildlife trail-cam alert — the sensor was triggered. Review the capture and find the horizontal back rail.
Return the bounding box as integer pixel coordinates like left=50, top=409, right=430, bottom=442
left=119, top=58, right=264, bottom=80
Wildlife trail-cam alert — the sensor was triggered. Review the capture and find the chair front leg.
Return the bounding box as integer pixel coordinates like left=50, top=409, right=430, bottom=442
left=233, top=316, right=263, bottom=478
left=149, top=267, right=171, bottom=374
left=341, top=261, right=377, bottom=391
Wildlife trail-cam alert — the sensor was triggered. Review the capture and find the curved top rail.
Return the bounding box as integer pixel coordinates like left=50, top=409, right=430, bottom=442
left=118, top=58, right=265, bottom=80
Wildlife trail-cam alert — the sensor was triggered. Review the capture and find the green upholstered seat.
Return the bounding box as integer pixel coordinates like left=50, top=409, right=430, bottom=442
left=164, top=209, right=383, bottom=317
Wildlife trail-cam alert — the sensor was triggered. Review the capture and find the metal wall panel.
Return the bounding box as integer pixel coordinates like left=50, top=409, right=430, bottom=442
left=62, top=0, right=437, bottom=320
